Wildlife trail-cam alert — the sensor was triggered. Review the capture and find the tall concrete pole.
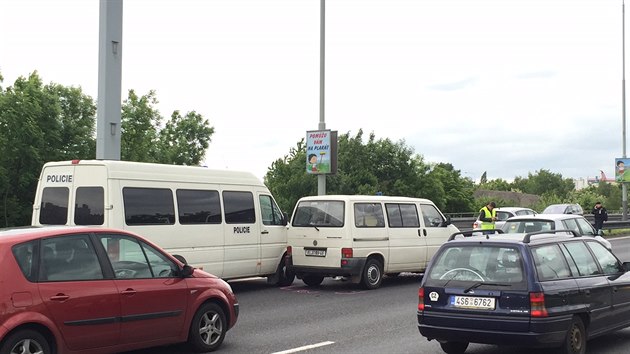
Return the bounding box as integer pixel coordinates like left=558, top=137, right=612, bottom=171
left=624, top=0, right=628, bottom=220
left=96, top=0, right=123, bottom=160
left=318, top=0, right=326, bottom=196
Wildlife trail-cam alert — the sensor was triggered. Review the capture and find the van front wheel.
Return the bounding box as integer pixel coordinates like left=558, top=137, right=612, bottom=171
left=361, top=258, right=383, bottom=289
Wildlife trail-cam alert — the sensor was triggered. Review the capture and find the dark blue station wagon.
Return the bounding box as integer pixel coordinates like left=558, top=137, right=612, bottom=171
left=417, top=230, right=630, bottom=354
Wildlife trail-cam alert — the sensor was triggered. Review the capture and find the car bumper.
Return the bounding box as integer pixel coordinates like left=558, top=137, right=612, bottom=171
left=288, top=257, right=366, bottom=278
left=417, top=312, right=570, bottom=348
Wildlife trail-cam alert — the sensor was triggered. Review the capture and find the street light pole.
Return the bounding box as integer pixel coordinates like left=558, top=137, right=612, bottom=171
left=623, top=0, right=628, bottom=220
left=317, top=0, right=326, bottom=196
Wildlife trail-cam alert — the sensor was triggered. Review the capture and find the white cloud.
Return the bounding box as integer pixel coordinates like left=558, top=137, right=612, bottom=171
left=0, top=0, right=626, bottom=183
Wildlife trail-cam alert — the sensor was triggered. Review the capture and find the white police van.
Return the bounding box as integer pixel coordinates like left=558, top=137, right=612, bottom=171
left=31, top=159, right=293, bottom=285
left=287, top=195, right=459, bottom=289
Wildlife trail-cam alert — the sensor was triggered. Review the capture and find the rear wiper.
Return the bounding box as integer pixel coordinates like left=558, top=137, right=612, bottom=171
left=464, top=282, right=511, bottom=293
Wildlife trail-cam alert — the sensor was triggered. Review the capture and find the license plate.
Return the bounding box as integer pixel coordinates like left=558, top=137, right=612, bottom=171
left=305, top=249, right=326, bottom=257
left=450, top=296, right=495, bottom=310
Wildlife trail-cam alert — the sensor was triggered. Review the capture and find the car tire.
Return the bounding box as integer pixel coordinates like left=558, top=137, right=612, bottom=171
left=187, top=302, right=227, bottom=353
left=302, top=275, right=324, bottom=287
left=275, top=257, right=295, bottom=287
left=560, top=316, right=586, bottom=354
left=0, top=329, right=51, bottom=354
left=361, top=258, right=383, bottom=290
left=439, top=341, right=469, bottom=354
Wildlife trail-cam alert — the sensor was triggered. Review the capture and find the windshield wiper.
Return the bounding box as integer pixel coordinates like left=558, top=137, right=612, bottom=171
left=464, top=282, right=512, bottom=293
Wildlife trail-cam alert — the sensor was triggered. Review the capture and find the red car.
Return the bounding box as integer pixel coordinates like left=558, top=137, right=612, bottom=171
left=0, top=226, right=238, bottom=354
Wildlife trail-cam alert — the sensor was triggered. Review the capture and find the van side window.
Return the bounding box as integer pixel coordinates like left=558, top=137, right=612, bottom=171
left=385, top=203, right=419, bottom=228
left=75, top=187, right=104, bottom=225
left=40, top=187, right=69, bottom=225
left=419, top=204, right=445, bottom=227
left=354, top=203, right=385, bottom=227
left=260, top=195, right=284, bottom=225
left=177, top=189, right=221, bottom=224
left=123, top=188, right=175, bottom=225
left=223, top=191, right=255, bottom=224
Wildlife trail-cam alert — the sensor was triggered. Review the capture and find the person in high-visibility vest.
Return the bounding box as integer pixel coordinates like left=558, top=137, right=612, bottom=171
left=478, top=202, right=497, bottom=230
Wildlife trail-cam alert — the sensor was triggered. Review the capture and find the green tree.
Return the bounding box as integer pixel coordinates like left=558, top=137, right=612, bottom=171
left=265, top=130, right=453, bottom=214
left=121, top=90, right=214, bottom=165
left=0, top=72, right=95, bottom=227
left=512, top=169, right=574, bottom=199
left=481, top=178, right=512, bottom=191
left=429, top=163, right=475, bottom=213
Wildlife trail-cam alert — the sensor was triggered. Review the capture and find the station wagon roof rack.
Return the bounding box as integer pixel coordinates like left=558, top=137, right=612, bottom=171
left=522, top=229, right=580, bottom=243
left=448, top=229, right=504, bottom=241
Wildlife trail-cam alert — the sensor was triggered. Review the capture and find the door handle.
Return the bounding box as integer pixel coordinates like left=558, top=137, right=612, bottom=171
left=121, top=289, right=137, bottom=295
left=261, top=230, right=269, bottom=234
left=50, top=294, right=70, bottom=301
left=584, top=289, right=591, bottom=296
left=417, top=229, right=422, bottom=237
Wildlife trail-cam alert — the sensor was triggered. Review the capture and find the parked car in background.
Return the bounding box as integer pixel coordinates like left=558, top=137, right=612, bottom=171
left=472, top=207, right=537, bottom=230
left=0, top=226, right=238, bottom=354
left=417, top=229, right=630, bottom=354
left=501, top=214, right=611, bottom=250
left=542, top=203, right=584, bottom=215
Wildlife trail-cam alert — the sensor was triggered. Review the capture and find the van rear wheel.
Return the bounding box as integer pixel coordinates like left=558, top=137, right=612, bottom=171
left=275, top=257, right=295, bottom=286
left=302, top=275, right=324, bottom=286
left=361, top=258, right=383, bottom=289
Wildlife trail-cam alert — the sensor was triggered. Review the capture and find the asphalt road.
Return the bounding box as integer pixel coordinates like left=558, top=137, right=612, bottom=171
left=128, top=236, right=630, bottom=354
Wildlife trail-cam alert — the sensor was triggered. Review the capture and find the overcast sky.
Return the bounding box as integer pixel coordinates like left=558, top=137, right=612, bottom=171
left=0, top=0, right=625, bottom=183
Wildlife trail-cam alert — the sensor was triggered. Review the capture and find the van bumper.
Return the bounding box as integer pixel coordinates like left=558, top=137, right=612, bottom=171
left=287, top=257, right=366, bottom=278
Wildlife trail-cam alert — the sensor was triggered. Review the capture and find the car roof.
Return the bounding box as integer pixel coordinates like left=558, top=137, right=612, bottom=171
left=504, top=213, right=582, bottom=222
left=447, top=231, right=581, bottom=247
left=495, top=207, right=534, bottom=212
left=0, top=226, right=137, bottom=245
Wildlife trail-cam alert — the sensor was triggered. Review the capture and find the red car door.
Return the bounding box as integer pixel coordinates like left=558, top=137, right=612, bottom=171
left=38, top=235, right=120, bottom=351
left=98, top=234, right=189, bottom=344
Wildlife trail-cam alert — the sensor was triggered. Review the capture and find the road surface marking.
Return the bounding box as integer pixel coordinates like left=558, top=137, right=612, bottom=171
left=272, top=341, right=335, bottom=354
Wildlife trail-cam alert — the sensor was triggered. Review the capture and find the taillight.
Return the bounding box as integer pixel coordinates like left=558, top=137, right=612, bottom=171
left=71, top=159, right=80, bottom=165
left=286, top=246, right=292, bottom=256
left=530, top=292, right=548, bottom=317
left=418, top=287, right=425, bottom=311
left=341, top=248, right=353, bottom=258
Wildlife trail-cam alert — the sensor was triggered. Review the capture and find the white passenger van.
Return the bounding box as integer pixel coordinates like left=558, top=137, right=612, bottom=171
left=31, top=159, right=294, bottom=285
left=286, top=195, right=459, bottom=289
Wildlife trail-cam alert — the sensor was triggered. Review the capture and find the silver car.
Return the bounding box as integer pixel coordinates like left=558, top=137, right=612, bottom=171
left=472, top=207, right=537, bottom=230
left=501, top=213, right=612, bottom=250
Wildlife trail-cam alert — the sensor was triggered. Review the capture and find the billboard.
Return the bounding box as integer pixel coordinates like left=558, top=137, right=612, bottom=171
left=306, top=130, right=337, bottom=175
left=616, top=158, right=630, bottom=182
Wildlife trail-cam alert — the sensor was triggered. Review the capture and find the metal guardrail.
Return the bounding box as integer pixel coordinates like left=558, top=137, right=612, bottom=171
left=449, top=214, right=630, bottom=232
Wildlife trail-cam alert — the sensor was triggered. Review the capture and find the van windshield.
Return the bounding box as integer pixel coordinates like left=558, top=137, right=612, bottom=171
left=292, top=201, right=344, bottom=227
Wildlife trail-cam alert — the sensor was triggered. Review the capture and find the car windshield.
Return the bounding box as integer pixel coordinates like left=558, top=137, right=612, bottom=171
left=426, top=245, right=526, bottom=288
left=292, top=201, right=344, bottom=227
left=502, top=220, right=555, bottom=233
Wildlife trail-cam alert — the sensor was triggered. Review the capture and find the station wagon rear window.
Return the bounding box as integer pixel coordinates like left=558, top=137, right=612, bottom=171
left=427, top=245, right=526, bottom=288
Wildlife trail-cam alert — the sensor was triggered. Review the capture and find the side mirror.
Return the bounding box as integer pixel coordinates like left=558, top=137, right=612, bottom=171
left=597, top=229, right=604, bottom=236
left=172, top=254, right=188, bottom=264
left=282, top=212, right=290, bottom=226
left=181, top=265, right=194, bottom=277
left=439, top=215, right=452, bottom=227
left=623, top=262, right=630, bottom=272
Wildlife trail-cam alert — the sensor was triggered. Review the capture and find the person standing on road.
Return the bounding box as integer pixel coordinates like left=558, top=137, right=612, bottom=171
left=479, top=201, right=497, bottom=231
left=592, top=201, right=608, bottom=234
